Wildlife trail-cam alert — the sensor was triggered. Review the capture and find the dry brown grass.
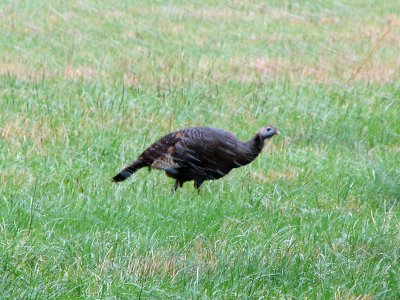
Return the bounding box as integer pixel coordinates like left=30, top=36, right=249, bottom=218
left=126, top=252, right=182, bottom=277
left=194, top=238, right=218, bottom=272
left=1, top=118, right=50, bottom=146
left=0, top=63, right=44, bottom=82
left=266, top=167, right=300, bottom=182
left=122, top=243, right=217, bottom=278
left=63, top=65, right=98, bottom=80
left=334, top=289, right=374, bottom=300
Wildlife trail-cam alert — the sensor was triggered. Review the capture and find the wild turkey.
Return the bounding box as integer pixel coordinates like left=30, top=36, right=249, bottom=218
left=113, top=125, right=278, bottom=191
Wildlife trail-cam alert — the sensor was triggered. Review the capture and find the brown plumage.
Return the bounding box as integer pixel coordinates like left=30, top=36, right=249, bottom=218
left=112, top=125, right=278, bottom=191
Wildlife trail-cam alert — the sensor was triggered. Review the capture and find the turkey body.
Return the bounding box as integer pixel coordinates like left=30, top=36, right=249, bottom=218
left=113, top=126, right=278, bottom=191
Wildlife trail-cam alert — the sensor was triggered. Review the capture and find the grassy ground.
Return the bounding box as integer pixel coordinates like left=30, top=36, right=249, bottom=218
left=1, top=1, right=399, bottom=299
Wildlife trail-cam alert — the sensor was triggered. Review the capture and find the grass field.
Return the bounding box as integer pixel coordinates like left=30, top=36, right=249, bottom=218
left=1, top=1, right=400, bottom=299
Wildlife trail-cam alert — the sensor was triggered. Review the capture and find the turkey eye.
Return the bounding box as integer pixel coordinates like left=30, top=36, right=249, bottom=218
left=267, top=128, right=271, bottom=131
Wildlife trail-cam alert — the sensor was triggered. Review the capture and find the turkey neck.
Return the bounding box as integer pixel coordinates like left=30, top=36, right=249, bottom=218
left=236, top=133, right=264, bottom=166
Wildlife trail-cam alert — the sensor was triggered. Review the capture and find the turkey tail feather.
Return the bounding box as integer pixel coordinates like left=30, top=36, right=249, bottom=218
left=112, top=160, right=144, bottom=182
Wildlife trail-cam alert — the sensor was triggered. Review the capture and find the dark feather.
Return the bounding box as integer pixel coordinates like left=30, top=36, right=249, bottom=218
left=112, top=125, right=278, bottom=191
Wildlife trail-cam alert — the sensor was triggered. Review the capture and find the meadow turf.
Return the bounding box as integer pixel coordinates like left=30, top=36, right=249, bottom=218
left=1, top=1, right=400, bottom=299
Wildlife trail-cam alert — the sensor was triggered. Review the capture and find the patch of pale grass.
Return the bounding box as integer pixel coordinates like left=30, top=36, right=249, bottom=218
left=1, top=118, right=50, bottom=148
left=0, top=63, right=44, bottom=82
left=334, top=289, right=374, bottom=300
left=266, top=167, right=300, bottom=182
left=62, top=65, right=99, bottom=80
left=125, top=252, right=183, bottom=277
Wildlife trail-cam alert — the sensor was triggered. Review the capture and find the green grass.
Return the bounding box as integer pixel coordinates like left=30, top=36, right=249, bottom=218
left=1, top=1, right=399, bottom=299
